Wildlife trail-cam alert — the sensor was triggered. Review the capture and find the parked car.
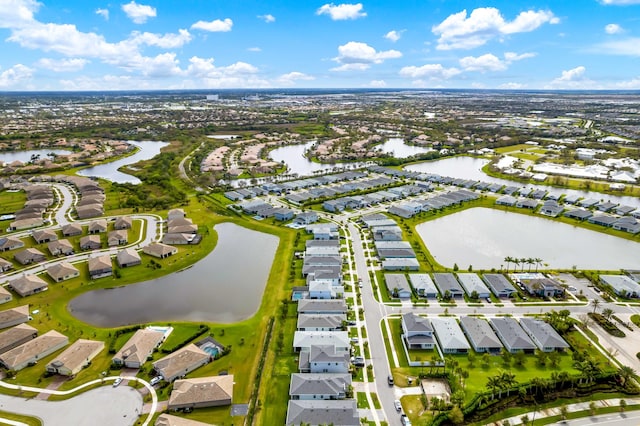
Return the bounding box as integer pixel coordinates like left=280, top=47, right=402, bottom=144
left=387, top=375, right=394, bottom=386
left=401, top=414, right=412, bottom=426
left=394, top=400, right=402, bottom=412
left=149, top=376, right=162, bottom=386
left=112, top=377, right=123, bottom=387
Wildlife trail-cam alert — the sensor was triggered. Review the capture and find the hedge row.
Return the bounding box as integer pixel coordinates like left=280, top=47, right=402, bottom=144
left=588, top=312, right=626, bottom=337
left=160, top=324, right=210, bottom=353
left=108, top=325, right=144, bottom=354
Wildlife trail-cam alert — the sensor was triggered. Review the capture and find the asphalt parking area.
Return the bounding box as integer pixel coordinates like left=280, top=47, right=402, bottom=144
left=0, top=385, right=143, bottom=426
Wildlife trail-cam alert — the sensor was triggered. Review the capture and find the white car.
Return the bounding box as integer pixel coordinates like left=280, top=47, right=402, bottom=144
left=112, top=377, right=123, bottom=387
left=394, top=400, right=402, bottom=412
left=149, top=376, right=162, bottom=386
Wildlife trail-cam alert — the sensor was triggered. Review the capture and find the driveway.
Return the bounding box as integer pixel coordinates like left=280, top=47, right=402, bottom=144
left=0, top=386, right=142, bottom=426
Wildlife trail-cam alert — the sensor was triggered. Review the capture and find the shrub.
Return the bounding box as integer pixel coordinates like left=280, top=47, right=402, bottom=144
left=588, top=313, right=625, bottom=338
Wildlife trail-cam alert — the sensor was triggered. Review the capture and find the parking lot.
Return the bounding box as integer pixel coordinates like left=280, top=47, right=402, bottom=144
left=0, top=385, right=143, bottom=426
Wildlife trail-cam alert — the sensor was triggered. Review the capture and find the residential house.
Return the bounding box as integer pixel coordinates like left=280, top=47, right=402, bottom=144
left=293, top=211, right=319, bottom=225
left=0, top=237, right=24, bottom=252
left=495, top=195, right=517, bottom=206
left=433, top=273, right=465, bottom=298
left=0, top=330, right=68, bottom=371
left=10, top=275, right=48, bottom=297
left=490, top=317, right=536, bottom=353
left=112, top=329, right=165, bottom=368
left=0, top=324, right=37, bottom=355
left=401, top=313, right=434, bottom=350
left=143, top=243, right=178, bottom=259
left=32, top=229, right=57, bottom=244
left=519, top=318, right=569, bottom=352
left=88, top=219, right=108, bottom=234
left=521, top=277, right=564, bottom=298
left=0, top=305, right=30, bottom=329
left=289, top=373, right=351, bottom=400
left=377, top=248, right=417, bottom=259
left=88, top=255, right=112, bottom=279
left=297, top=299, right=348, bottom=315
left=61, top=223, right=83, bottom=237
left=14, top=248, right=46, bottom=265
left=46, top=262, right=80, bottom=282
left=79, top=235, right=101, bottom=251
left=153, top=344, right=210, bottom=382
left=564, top=208, right=593, bottom=221
left=167, top=208, right=186, bottom=221
left=297, top=314, right=346, bottom=332
left=116, top=248, right=142, bottom=268
left=539, top=200, right=564, bottom=217
left=613, top=217, right=640, bottom=234
left=114, top=216, right=133, bottom=230
left=459, top=316, right=503, bottom=353
left=8, top=218, right=44, bottom=231
left=155, top=415, right=212, bottom=426
left=0, top=286, right=11, bottom=304
left=46, top=339, right=105, bottom=376
left=384, top=274, right=413, bottom=299
left=308, top=280, right=343, bottom=300
left=456, top=273, right=491, bottom=299
left=298, top=344, right=350, bottom=374
left=293, top=331, right=350, bottom=353
left=75, top=204, right=103, bottom=219
left=107, top=230, right=128, bottom=247
left=47, top=239, right=74, bottom=256
left=482, top=274, right=517, bottom=298
left=274, top=208, right=295, bottom=221
left=600, top=275, right=640, bottom=298
left=0, top=258, right=12, bottom=273
left=430, top=317, right=470, bottom=354
left=286, top=400, right=359, bottom=426
left=408, top=274, right=439, bottom=298
left=162, top=233, right=198, bottom=245
left=381, top=258, right=419, bottom=271
left=168, top=375, right=233, bottom=410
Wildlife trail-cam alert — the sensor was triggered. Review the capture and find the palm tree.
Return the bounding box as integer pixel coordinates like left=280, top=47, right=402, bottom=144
left=591, top=299, right=601, bottom=314
left=534, top=258, right=543, bottom=272
left=504, top=256, right=512, bottom=272
left=520, top=258, right=528, bottom=272
left=527, top=258, right=535, bottom=272
left=500, top=370, right=517, bottom=396
left=513, top=258, right=520, bottom=272
left=618, top=365, right=636, bottom=385
left=602, top=308, right=614, bottom=321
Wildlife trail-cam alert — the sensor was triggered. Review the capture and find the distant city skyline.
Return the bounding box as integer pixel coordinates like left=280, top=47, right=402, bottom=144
left=1, top=0, right=640, bottom=91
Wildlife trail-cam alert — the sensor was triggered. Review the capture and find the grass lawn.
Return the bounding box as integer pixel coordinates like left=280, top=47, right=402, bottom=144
left=357, top=392, right=371, bottom=409
left=0, top=189, right=27, bottom=216
left=0, top=410, right=41, bottom=426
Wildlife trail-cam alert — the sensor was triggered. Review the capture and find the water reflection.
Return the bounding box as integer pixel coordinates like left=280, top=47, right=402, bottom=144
left=376, top=138, right=433, bottom=159
left=0, top=149, right=71, bottom=164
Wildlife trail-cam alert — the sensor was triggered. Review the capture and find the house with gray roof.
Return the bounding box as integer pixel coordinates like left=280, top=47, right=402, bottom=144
left=381, top=258, right=419, bottom=271
left=0, top=330, right=68, bottom=371
left=114, top=216, right=133, bottom=230
left=482, top=274, right=517, bottom=298
left=456, top=273, right=491, bottom=299
left=46, top=262, right=80, bottom=282
left=79, top=235, right=101, bottom=251
left=107, top=230, right=128, bottom=247
left=409, top=274, right=439, bottom=298
left=490, top=317, right=536, bottom=353
left=459, top=316, right=503, bottom=353
left=374, top=241, right=412, bottom=250
left=286, top=400, right=359, bottom=426
left=61, top=222, right=83, bottom=237
left=433, top=273, right=464, bottom=298
left=377, top=248, right=416, bottom=259
left=289, top=373, right=351, bottom=400
left=496, top=195, right=517, bottom=206
left=297, top=299, right=347, bottom=315
left=431, top=317, right=470, bottom=354
left=299, top=344, right=350, bottom=374
left=14, top=248, right=46, bottom=265
left=600, top=275, right=640, bottom=298
left=521, top=277, right=564, bottom=298
left=0, top=236, right=24, bottom=252
left=564, top=208, right=593, bottom=221
left=10, top=275, right=48, bottom=297
left=0, top=324, right=37, bottom=355
left=613, top=217, right=640, bottom=234
left=88, top=254, right=112, bottom=279
left=0, top=305, right=29, bottom=329
left=402, top=313, right=434, bottom=350
left=297, top=314, right=345, bottom=332
left=117, top=248, right=142, bottom=268
left=32, top=229, right=57, bottom=244
left=293, top=331, right=349, bottom=353
left=385, top=274, right=412, bottom=299
left=519, top=318, right=569, bottom=352
left=306, top=246, right=340, bottom=257
left=539, top=200, right=564, bottom=217
left=47, top=239, right=74, bottom=256
left=168, top=375, right=233, bottom=410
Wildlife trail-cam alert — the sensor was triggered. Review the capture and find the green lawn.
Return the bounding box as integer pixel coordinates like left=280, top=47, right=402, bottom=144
left=357, top=392, right=371, bottom=409
left=0, top=190, right=27, bottom=216
left=0, top=410, right=41, bottom=426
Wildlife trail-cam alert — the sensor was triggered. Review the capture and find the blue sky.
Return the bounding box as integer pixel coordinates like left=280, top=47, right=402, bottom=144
left=0, top=0, right=639, bottom=90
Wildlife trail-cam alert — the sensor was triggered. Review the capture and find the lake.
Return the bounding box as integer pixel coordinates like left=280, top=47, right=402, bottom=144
left=269, top=141, right=337, bottom=176
left=0, top=149, right=71, bottom=164
left=376, top=138, right=434, bottom=159
left=416, top=207, right=640, bottom=270
left=405, top=156, right=640, bottom=209
left=68, top=222, right=279, bottom=326
left=77, top=140, right=169, bottom=184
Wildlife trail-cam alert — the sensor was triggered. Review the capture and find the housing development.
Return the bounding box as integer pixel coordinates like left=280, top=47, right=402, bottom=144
left=0, top=89, right=639, bottom=426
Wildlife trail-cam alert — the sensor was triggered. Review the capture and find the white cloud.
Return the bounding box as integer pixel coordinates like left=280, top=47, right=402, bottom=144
left=184, top=56, right=269, bottom=88
left=247, top=47, right=261, bottom=52
left=96, top=8, right=109, bottom=21
left=191, top=18, right=233, bottom=32
left=122, top=52, right=183, bottom=77
left=332, top=41, right=401, bottom=71
left=368, top=79, right=387, bottom=87
left=128, top=29, right=192, bottom=48
left=605, top=23, right=623, bottom=34
left=0, top=0, right=39, bottom=29
left=556, top=66, right=586, bottom=82
left=499, top=82, right=525, bottom=89
left=121, top=1, right=156, bottom=24
left=37, top=58, right=88, bottom=72
left=277, top=71, right=314, bottom=85
left=316, top=3, right=366, bottom=20
left=384, top=30, right=402, bottom=42
left=432, top=7, right=558, bottom=50
left=460, top=54, right=507, bottom=72
left=258, top=14, right=275, bottom=23
left=599, top=0, right=640, bottom=4
left=399, top=64, right=461, bottom=80
left=594, top=38, right=640, bottom=56
left=546, top=66, right=597, bottom=89
left=0, top=64, right=33, bottom=87
left=504, top=51, right=536, bottom=62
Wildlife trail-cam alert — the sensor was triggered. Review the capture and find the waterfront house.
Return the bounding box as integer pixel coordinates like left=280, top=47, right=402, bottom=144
left=153, top=344, right=210, bottom=382
left=143, top=243, right=178, bottom=259
left=116, top=248, right=142, bottom=268
left=112, top=329, right=165, bottom=368
left=46, top=262, right=80, bottom=282
left=46, top=339, right=105, bottom=376
left=168, top=375, right=233, bottom=410
left=9, top=275, right=48, bottom=297
left=87, top=255, right=112, bottom=279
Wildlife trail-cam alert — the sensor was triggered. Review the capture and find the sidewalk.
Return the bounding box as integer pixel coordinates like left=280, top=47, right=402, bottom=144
left=500, top=397, right=640, bottom=425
